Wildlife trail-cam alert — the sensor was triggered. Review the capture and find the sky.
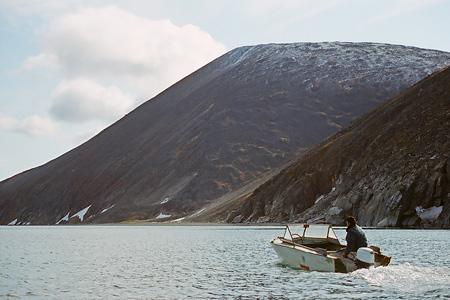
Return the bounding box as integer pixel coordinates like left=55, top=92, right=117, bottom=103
left=1, top=0, right=450, bottom=181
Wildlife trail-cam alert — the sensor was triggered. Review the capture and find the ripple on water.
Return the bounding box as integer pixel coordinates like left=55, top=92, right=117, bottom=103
left=1, top=226, right=449, bottom=299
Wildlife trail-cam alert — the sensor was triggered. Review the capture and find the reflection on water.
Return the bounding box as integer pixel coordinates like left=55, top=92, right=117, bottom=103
left=1, top=226, right=449, bottom=299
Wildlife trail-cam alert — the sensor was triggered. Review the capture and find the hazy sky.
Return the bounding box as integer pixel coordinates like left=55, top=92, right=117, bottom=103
left=1, top=0, right=449, bottom=180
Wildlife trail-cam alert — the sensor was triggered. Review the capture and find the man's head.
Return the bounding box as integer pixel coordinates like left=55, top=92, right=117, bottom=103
left=346, top=216, right=356, bottom=226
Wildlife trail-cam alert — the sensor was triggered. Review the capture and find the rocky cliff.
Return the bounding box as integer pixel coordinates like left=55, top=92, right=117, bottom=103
left=226, top=66, right=450, bottom=228
left=2, top=42, right=450, bottom=225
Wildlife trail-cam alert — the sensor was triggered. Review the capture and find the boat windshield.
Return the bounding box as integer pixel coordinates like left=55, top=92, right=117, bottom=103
left=283, top=224, right=340, bottom=242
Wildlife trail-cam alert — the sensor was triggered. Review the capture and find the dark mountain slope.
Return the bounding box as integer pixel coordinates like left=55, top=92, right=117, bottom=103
left=1, top=42, right=450, bottom=225
left=227, top=66, right=450, bottom=227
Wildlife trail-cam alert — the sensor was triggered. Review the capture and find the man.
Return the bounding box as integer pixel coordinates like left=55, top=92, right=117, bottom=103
left=342, top=216, right=367, bottom=258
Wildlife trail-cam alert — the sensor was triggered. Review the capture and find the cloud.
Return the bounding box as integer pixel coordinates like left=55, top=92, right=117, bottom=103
left=26, top=5, right=227, bottom=96
left=22, top=53, right=60, bottom=70
left=50, top=78, right=134, bottom=123
left=1, top=114, right=58, bottom=137
left=20, top=5, right=227, bottom=125
left=0, top=114, right=18, bottom=130
left=18, top=115, right=60, bottom=136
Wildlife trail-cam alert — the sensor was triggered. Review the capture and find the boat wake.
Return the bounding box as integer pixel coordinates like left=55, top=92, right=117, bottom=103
left=352, top=263, right=450, bottom=296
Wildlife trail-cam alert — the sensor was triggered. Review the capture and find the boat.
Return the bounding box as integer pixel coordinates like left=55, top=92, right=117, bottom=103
left=270, top=224, right=391, bottom=273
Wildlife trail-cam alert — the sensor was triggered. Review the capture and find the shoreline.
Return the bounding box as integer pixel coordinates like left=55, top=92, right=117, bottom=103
left=2, top=221, right=449, bottom=229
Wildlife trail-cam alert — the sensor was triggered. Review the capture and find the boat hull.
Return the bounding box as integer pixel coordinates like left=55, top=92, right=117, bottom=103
left=270, top=238, right=357, bottom=273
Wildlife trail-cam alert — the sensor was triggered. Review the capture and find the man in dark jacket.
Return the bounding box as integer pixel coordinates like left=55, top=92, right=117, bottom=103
left=342, top=216, right=367, bottom=258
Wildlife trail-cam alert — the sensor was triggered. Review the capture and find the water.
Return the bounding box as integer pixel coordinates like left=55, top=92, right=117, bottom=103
left=1, top=225, right=449, bottom=299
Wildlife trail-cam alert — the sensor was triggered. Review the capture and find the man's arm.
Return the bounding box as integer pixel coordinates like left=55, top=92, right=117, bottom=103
left=344, top=231, right=356, bottom=256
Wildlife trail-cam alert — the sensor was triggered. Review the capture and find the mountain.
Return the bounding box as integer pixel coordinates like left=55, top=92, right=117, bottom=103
left=2, top=42, right=450, bottom=225
left=224, top=66, right=450, bottom=228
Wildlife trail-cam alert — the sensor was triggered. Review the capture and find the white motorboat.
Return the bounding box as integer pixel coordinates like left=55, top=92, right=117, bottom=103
left=270, top=224, right=391, bottom=273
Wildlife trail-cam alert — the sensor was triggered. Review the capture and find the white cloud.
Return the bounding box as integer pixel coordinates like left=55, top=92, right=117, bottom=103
left=50, top=78, right=134, bottom=123
left=20, top=5, right=227, bottom=125
left=0, top=114, right=58, bottom=137
left=18, top=115, right=59, bottom=136
left=22, top=53, right=60, bottom=70
left=0, top=115, right=18, bottom=130
left=26, top=5, right=227, bottom=96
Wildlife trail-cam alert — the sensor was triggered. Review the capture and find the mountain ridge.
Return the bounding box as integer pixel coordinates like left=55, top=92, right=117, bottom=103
left=223, top=66, right=450, bottom=227
left=2, top=42, right=450, bottom=225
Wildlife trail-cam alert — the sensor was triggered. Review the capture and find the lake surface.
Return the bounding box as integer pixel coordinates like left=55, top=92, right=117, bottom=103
left=1, top=225, right=449, bottom=299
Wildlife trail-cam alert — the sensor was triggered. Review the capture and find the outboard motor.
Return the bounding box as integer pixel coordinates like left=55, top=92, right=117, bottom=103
left=356, top=247, right=375, bottom=269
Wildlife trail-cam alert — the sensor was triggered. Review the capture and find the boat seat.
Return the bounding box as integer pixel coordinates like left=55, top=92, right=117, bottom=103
left=300, top=242, right=342, bottom=251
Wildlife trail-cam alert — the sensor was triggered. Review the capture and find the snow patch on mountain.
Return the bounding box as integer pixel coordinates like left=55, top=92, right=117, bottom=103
left=101, top=205, right=115, bottom=214
left=71, top=205, right=91, bottom=222
left=56, top=212, right=70, bottom=225
left=156, top=213, right=171, bottom=219
left=7, top=218, right=18, bottom=225
left=416, top=206, right=443, bottom=221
